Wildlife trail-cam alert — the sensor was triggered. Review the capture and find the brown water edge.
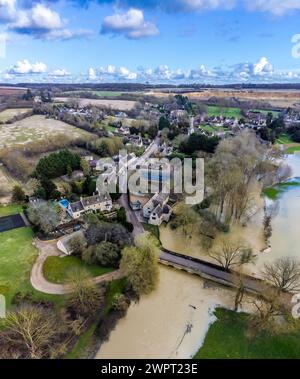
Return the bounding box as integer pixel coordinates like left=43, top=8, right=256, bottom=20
left=96, top=266, right=252, bottom=359
left=159, top=209, right=266, bottom=278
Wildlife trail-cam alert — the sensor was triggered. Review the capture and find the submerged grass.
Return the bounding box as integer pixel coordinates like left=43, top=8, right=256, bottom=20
left=263, top=180, right=300, bottom=200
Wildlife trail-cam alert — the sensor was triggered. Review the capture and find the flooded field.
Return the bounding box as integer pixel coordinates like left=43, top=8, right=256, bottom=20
left=161, top=153, right=300, bottom=276
left=96, top=266, right=238, bottom=359
left=159, top=215, right=265, bottom=274
left=97, top=154, right=300, bottom=359
left=254, top=153, right=300, bottom=269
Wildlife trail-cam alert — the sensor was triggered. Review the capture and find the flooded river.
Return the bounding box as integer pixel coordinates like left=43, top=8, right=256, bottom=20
left=255, top=153, right=300, bottom=269
left=96, top=153, right=300, bottom=359
left=96, top=267, right=237, bottom=359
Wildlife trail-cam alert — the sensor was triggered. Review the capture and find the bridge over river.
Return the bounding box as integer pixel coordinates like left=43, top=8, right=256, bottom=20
left=159, top=248, right=292, bottom=305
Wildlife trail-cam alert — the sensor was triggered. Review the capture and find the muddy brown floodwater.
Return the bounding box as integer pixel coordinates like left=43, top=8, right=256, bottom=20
left=96, top=154, right=300, bottom=359
left=96, top=266, right=241, bottom=359
left=254, top=153, right=300, bottom=270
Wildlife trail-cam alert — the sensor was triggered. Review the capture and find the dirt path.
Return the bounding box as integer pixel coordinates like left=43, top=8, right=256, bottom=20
left=30, top=239, right=122, bottom=295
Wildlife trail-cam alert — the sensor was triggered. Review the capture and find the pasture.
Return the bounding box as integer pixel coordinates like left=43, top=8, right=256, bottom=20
left=206, top=105, right=242, bottom=118
left=54, top=97, right=137, bottom=111
left=0, top=227, right=37, bottom=306
left=61, top=90, right=126, bottom=98
left=0, top=115, right=93, bottom=148
left=0, top=108, right=31, bottom=123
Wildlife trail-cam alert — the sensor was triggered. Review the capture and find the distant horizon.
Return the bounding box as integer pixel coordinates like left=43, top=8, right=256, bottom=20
left=1, top=1, right=300, bottom=84
left=2, top=82, right=300, bottom=89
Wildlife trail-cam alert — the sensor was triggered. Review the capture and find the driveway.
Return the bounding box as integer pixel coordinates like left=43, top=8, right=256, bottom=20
left=30, top=239, right=122, bottom=295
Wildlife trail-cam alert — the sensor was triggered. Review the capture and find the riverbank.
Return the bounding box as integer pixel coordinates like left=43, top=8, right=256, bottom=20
left=195, top=307, right=300, bottom=359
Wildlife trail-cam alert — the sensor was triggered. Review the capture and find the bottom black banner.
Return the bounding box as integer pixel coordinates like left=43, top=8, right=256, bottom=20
left=0, top=359, right=298, bottom=377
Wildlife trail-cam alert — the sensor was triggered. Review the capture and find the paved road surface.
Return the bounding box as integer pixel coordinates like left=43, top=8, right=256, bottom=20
left=30, top=239, right=122, bottom=295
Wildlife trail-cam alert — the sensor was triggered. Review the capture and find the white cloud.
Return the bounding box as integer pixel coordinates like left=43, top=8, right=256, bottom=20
left=11, top=4, right=63, bottom=31
left=0, top=0, right=16, bottom=22
left=50, top=68, right=70, bottom=77
left=4, top=3, right=92, bottom=41
left=88, top=65, right=138, bottom=80
left=253, top=56, right=273, bottom=75
left=179, top=0, right=236, bottom=11
left=2, top=57, right=300, bottom=84
left=189, top=65, right=213, bottom=79
left=88, top=67, right=97, bottom=80
left=154, top=65, right=172, bottom=80
left=44, top=28, right=92, bottom=41
left=246, top=0, right=300, bottom=16
left=101, top=8, right=159, bottom=39
left=231, top=57, right=274, bottom=80
left=8, top=59, right=47, bottom=74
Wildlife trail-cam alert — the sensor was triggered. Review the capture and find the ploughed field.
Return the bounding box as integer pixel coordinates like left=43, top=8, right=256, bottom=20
left=146, top=89, right=300, bottom=108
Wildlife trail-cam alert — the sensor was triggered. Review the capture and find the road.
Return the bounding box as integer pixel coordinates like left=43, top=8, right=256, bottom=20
left=119, top=137, right=161, bottom=237
left=119, top=193, right=144, bottom=237
left=30, top=239, right=122, bottom=295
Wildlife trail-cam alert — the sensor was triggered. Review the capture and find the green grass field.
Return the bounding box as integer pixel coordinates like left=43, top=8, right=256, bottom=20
left=43, top=256, right=114, bottom=284
left=200, top=124, right=228, bottom=133
left=0, top=204, right=23, bottom=217
left=199, top=124, right=217, bottom=133
left=206, top=105, right=242, bottom=118
left=93, top=91, right=124, bottom=97
left=286, top=145, right=300, bottom=154
left=276, top=133, right=294, bottom=145
left=62, top=90, right=125, bottom=98
left=275, top=134, right=300, bottom=155
left=194, top=308, right=300, bottom=359
left=0, top=227, right=37, bottom=306
left=253, top=109, right=280, bottom=117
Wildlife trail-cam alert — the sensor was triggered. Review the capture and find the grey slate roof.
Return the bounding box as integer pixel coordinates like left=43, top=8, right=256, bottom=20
left=69, top=201, right=84, bottom=213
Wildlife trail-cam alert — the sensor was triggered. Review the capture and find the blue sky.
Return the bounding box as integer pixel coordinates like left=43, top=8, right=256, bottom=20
left=1, top=0, right=300, bottom=83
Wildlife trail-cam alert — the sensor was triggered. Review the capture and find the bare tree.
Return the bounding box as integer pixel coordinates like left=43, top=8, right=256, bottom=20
left=247, top=288, right=296, bottom=337
left=262, top=257, right=300, bottom=293
left=263, top=213, right=272, bottom=244
left=206, top=131, right=284, bottom=224
left=0, top=305, right=69, bottom=359
left=209, top=235, right=253, bottom=271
